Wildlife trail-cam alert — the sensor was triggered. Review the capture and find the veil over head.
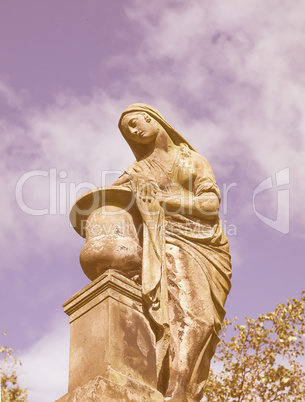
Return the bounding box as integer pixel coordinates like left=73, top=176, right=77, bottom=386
left=118, top=103, right=196, bottom=160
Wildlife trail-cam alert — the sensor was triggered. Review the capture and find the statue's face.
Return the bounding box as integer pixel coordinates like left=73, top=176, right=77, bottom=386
left=121, top=112, right=161, bottom=144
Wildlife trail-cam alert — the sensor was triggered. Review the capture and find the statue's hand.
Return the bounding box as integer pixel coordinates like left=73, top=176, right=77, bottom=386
left=137, top=180, right=159, bottom=200
left=117, top=173, right=163, bottom=215
left=112, top=172, right=155, bottom=189
left=135, top=181, right=161, bottom=215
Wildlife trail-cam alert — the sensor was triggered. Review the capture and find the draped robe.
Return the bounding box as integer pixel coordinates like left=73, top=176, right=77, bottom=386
left=119, top=143, right=232, bottom=401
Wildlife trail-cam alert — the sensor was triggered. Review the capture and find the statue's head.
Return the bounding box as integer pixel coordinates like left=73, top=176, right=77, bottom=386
left=118, top=103, right=195, bottom=160
left=120, top=111, right=166, bottom=146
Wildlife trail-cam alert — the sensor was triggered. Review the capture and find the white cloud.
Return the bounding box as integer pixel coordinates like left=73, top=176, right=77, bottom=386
left=18, top=314, right=70, bottom=402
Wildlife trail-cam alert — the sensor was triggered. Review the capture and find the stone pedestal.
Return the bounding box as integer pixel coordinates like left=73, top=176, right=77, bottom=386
left=55, top=270, right=163, bottom=402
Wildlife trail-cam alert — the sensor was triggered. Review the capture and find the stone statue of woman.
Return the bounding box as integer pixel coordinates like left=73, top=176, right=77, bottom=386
left=76, top=103, right=232, bottom=401
left=112, top=104, right=232, bottom=401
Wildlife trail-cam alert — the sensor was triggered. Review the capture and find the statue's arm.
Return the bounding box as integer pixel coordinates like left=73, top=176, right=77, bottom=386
left=112, top=172, right=131, bottom=186
left=159, top=191, right=219, bottom=220
left=112, top=165, right=157, bottom=190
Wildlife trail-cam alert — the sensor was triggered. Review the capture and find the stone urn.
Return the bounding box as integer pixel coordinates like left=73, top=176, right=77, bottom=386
left=70, top=186, right=143, bottom=281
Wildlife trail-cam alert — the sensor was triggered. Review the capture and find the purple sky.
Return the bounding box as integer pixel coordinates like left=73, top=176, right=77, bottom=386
left=1, top=1, right=304, bottom=400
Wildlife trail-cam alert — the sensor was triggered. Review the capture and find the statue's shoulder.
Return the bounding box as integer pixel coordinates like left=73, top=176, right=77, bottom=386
left=179, top=143, right=212, bottom=171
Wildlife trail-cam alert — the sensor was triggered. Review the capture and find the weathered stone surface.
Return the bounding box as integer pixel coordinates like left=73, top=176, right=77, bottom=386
left=78, top=200, right=143, bottom=281
left=56, top=270, right=161, bottom=401
left=55, top=374, right=163, bottom=402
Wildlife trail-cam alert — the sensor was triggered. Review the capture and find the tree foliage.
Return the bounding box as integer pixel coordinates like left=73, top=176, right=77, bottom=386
left=204, top=292, right=305, bottom=402
left=0, top=332, right=28, bottom=402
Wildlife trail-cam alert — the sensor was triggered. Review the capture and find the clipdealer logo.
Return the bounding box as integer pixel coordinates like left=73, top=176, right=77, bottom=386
left=15, top=167, right=290, bottom=235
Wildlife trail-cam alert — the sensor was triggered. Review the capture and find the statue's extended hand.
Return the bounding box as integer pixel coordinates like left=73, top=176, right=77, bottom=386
left=135, top=181, right=161, bottom=215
